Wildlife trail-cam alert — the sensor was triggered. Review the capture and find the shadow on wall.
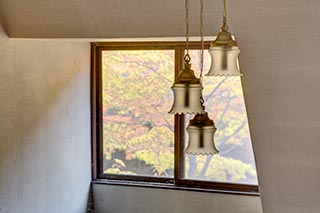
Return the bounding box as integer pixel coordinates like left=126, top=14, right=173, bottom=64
left=87, top=183, right=95, bottom=213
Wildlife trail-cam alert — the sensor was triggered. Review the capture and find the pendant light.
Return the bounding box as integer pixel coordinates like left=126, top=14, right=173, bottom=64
left=185, top=112, right=219, bottom=155
left=206, top=0, right=242, bottom=76
left=168, top=56, right=205, bottom=114
left=169, top=0, right=204, bottom=115
left=185, top=0, right=218, bottom=155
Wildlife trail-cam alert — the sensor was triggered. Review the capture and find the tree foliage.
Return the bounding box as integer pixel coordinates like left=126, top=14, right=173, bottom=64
left=102, top=49, right=257, bottom=184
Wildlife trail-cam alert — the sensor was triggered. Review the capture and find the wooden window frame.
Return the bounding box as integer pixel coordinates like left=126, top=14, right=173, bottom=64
left=91, top=41, right=259, bottom=195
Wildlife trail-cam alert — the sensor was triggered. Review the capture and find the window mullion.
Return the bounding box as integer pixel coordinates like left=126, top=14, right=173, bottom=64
left=174, top=47, right=187, bottom=184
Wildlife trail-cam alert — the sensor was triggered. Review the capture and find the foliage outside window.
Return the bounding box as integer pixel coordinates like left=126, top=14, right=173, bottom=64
left=91, top=42, right=258, bottom=193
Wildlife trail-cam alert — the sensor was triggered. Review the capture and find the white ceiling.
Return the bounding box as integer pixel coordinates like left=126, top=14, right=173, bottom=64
left=0, top=0, right=266, bottom=38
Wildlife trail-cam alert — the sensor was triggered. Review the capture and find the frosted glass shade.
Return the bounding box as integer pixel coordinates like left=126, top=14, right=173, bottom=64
left=206, top=46, right=242, bottom=76
left=169, top=83, right=205, bottom=114
left=185, top=126, right=218, bottom=155
left=185, top=113, right=218, bottom=155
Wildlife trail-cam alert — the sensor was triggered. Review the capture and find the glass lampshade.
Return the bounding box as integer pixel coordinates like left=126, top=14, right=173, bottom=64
left=207, top=46, right=241, bottom=76
left=169, top=61, right=205, bottom=114
left=169, top=84, right=205, bottom=114
left=185, top=113, right=219, bottom=155
left=206, top=29, right=242, bottom=77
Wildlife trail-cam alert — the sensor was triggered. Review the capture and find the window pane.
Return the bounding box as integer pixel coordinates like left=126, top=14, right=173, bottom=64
left=102, top=50, right=174, bottom=177
left=183, top=50, right=258, bottom=185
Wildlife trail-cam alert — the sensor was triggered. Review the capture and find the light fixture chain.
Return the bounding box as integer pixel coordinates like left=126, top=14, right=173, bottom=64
left=199, top=0, right=205, bottom=111
left=222, top=0, right=228, bottom=31
left=185, top=0, right=190, bottom=59
left=200, top=0, right=204, bottom=81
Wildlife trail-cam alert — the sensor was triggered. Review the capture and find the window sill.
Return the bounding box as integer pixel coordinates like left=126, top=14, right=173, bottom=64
left=92, top=179, right=260, bottom=197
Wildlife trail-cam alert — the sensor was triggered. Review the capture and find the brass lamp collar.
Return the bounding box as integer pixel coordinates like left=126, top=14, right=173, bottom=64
left=210, top=23, right=238, bottom=47
left=188, top=112, right=215, bottom=127
left=174, top=61, right=200, bottom=84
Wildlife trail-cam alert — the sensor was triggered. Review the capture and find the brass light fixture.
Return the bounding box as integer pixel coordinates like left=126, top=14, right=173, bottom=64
left=169, top=0, right=204, bottom=115
left=170, top=0, right=218, bottom=155
left=185, top=112, right=218, bottom=155
left=168, top=55, right=204, bottom=114
left=206, top=0, right=242, bottom=76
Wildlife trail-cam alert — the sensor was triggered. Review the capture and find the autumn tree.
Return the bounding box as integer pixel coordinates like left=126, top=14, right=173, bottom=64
left=102, top=49, right=257, bottom=184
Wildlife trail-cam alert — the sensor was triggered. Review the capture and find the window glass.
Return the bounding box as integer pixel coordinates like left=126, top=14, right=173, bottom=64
left=98, top=45, right=258, bottom=188
left=183, top=50, right=258, bottom=185
left=102, top=50, right=175, bottom=177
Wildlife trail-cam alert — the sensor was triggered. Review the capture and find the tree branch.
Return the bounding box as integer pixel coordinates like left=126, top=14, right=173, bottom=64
left=200, top=119, right=247, bottom=175
left=203, top=77, right=228, bottom=100
left=107, top=55, right=172, bottom=83
left=218, top=119, right=247, bottom=155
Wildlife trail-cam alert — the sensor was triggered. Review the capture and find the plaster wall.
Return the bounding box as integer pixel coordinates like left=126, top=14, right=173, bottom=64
left=0, top=29, right=91, bottom=212
left=93, top=184, right=262, bottom=213
left=239, top=2, right=320, bottom=213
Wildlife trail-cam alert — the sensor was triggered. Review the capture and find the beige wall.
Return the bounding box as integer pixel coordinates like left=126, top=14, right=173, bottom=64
left=93, top=184, right=262, bottom=213
left=0, top=29, right=91, bottom=212
left=239, top=2, right=320, bottom=213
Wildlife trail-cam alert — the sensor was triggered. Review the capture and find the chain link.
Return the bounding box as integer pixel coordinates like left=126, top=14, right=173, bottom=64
left=223, top=0, right=228, bottom=30
left=200, top=0, right=205, bottom=111
left=200, top=0, right=204, bottom=81
left=185, top=0, right=190, bottom=59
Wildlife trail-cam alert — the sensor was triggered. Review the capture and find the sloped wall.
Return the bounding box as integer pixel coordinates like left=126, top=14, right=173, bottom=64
left=239, top=1, right=320, bottom=213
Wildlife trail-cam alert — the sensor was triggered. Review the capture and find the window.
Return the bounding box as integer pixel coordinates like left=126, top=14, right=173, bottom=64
left=91, top=42, right=258, bottom=193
